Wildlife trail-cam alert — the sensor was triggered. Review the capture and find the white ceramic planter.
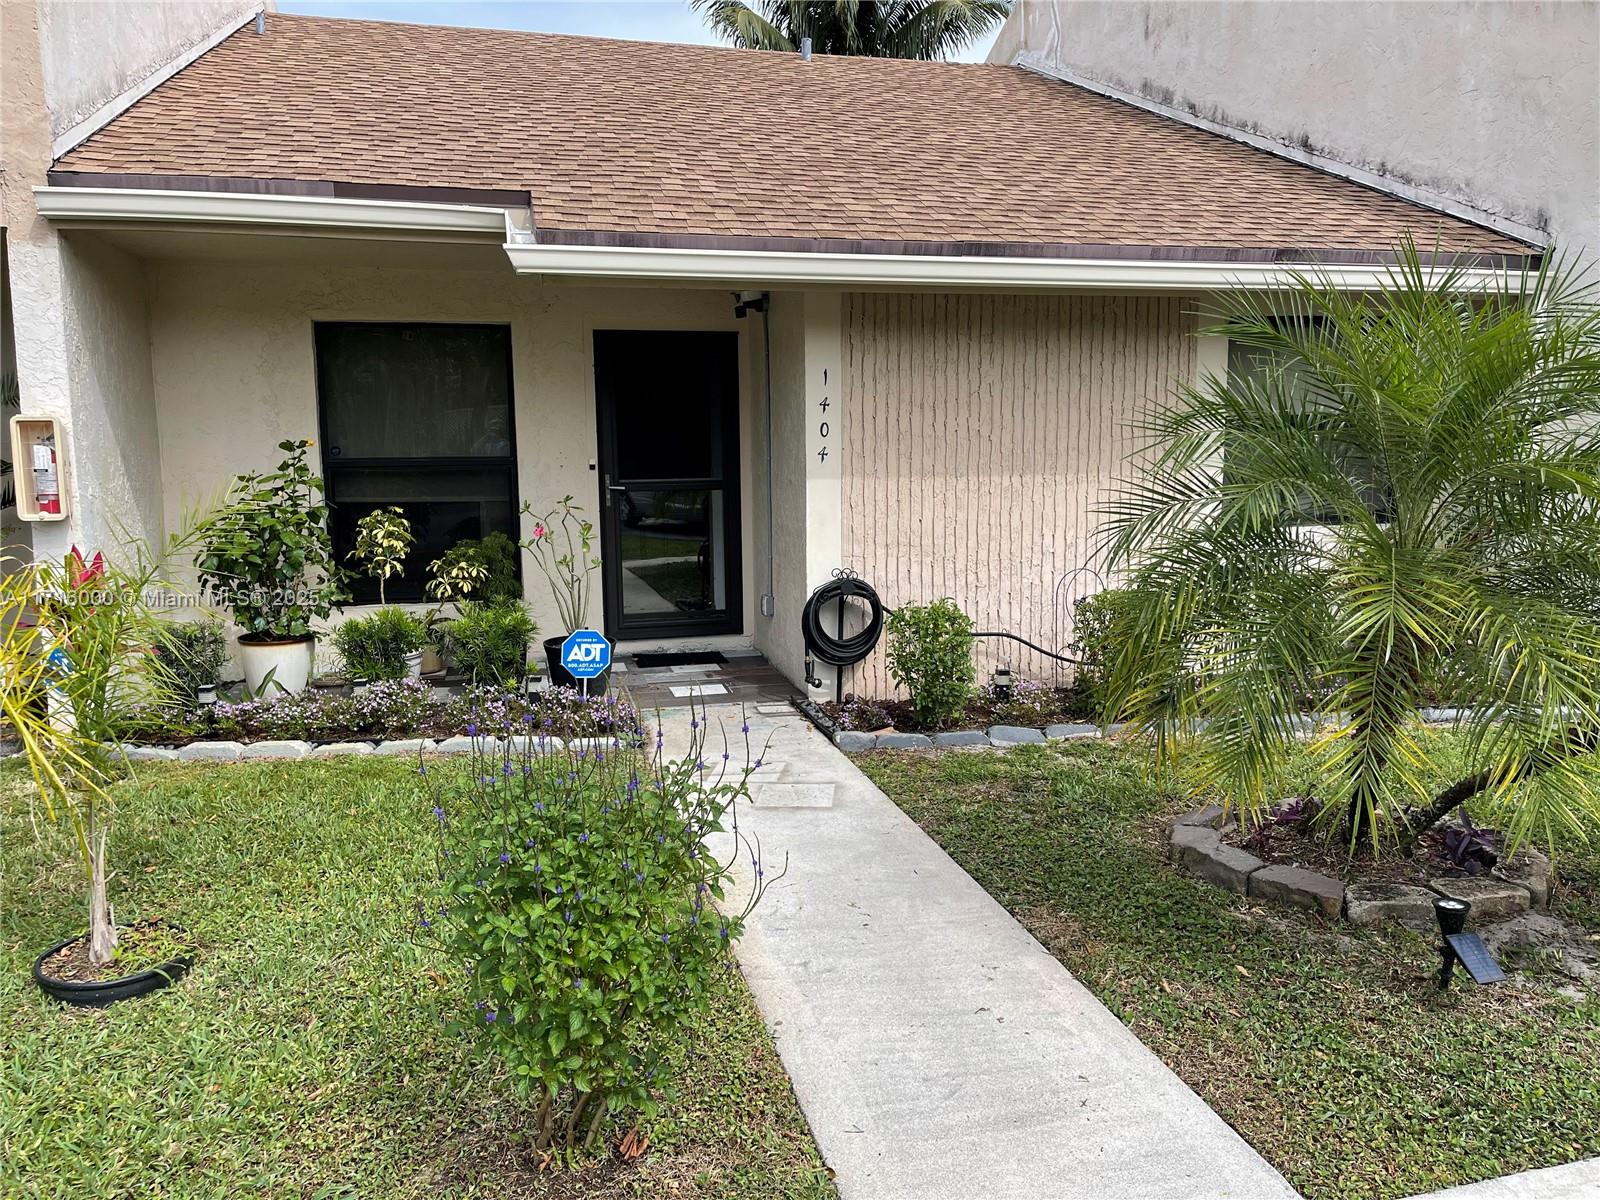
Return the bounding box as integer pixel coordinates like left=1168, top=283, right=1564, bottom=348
left=405, top=650, right=424, bottom=679
left=237, top=636, right=314, bottom=696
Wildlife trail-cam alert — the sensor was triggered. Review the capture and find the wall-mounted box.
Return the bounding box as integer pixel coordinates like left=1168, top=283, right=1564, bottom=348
left=9, top=416, right=71, bottom=522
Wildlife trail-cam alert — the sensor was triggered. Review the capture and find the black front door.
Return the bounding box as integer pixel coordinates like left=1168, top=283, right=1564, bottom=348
left=594, top=331, right=742, bottom=640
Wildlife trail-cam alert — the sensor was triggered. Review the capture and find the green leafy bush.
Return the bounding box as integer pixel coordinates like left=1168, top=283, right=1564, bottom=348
left=885, top=598, right=975, bottom=727
left=422, top=715, right=771, bottom=1152
left=153, top=617, right=230, bottom=698
left=443, top=600, right=536, bottom=684
left=194, top=440, right=346, bottom=638
left=427, top=533, right=521, bottom=606
left=1070, top=589, right=1136, bottom=715
left=331, top=607, right=427, bottom=681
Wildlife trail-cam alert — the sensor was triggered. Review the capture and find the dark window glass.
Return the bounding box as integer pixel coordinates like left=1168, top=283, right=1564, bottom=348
left=315, top=323, right=518, bottom=603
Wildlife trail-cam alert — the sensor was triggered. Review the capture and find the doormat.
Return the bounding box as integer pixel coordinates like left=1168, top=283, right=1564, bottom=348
left=633, top=651, right=727, bottom=667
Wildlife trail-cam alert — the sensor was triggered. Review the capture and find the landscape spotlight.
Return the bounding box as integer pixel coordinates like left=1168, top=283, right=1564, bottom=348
left=991, top=664, right=1014, bottom=703
left=1433, top=896, right=1505, bottom=990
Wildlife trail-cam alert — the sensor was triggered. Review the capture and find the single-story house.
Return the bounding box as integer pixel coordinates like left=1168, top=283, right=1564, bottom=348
left=7, top=12, right=1542, bottom=696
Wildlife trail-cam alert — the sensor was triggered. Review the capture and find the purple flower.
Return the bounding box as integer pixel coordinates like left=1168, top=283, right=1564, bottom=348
left=484, top=1010, right=497, bottom=1022
left=499, top=852, right=511, bottom=864
left=564, top=910, right=574, bottom=923
left=554, top=884, right=562, bottom=894
left=432, top=806, right=445, bottom=822
left=467, top=722, right=477, bottom=736
left=578, top=833, right=589, bottom=844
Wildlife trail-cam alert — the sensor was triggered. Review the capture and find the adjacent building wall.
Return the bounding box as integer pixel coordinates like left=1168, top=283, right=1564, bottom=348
left=146, top=256, right=757, bottom=651
left=840, top=292, right=1196, bottom=695
left=992, top=1, right=1599, bottom=260
left=38, top=0, right=260, bottom=145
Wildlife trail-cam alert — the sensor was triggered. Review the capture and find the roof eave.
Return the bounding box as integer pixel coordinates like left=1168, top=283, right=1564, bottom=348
left=33, top=185, right=1537, bottom=293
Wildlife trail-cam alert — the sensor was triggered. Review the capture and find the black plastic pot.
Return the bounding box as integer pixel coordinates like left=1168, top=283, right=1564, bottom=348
left=543, top=635, right=611, bottom=695
left=33, top=933, right=194, bottom=1008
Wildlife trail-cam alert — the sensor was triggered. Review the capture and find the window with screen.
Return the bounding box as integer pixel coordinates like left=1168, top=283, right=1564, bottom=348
left=315, top=323, right=519, bottom=603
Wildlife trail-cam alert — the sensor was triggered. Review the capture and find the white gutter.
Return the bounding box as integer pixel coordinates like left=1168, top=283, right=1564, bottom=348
left=33, top=186, right=510, bottom=238
left=32, top=186, right=1529, bottom=291
left=503, top=239, right=1526, bottom=293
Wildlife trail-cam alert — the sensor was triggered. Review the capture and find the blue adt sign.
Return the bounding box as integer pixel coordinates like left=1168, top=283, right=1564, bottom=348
left=560, top=629, right=611, bottom=680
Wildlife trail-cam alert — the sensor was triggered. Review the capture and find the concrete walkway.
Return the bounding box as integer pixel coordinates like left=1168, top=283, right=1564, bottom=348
left=1405, top=1159, right=1600, bottom=1200
left=657, top=703, right=1299, bottom=1200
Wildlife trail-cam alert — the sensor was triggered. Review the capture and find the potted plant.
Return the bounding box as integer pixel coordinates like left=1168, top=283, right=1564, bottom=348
left=332, top=606, right=429, bottom=681
left=346, top=507, right=426, bottom=676
left=525, top=495, right=606, bottom=692
left=439, top=599, right=537, bottom=685
left=10, top=543, right=199, bottom=1006
left=194, top=440, right=345, bottom=694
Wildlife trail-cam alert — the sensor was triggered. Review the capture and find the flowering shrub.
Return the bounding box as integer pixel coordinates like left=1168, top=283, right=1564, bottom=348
left=113, top=678, right=644, bottom=746
left=829, top=693, right=894, bottom=732
left=420, top=709, right=774, bottom=1152
left=885, top=599, right=975, bottom=728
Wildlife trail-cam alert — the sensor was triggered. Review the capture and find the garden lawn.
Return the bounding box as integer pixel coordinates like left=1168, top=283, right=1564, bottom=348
left=860, top=739, right=1600, bottom=1200
left=0, top=758, right=833, bottom=1200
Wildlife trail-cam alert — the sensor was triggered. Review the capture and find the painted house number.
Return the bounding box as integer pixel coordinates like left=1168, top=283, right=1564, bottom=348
left=817, top=367, right=831, bottom=462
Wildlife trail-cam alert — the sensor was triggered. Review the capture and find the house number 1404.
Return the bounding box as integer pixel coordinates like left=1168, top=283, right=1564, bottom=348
left=817, top=367, right=831, bottom=462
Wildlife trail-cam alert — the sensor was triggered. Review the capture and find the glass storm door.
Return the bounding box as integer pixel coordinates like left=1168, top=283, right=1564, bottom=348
left=594, top=331, right=742, bottom=640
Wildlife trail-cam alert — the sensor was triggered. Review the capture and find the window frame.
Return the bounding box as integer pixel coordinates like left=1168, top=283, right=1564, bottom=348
left=313, top=320, right=521, bottom=605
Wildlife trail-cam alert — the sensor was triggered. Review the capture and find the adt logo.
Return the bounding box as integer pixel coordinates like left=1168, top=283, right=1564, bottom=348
left=560, top=629, right=612, bottom=679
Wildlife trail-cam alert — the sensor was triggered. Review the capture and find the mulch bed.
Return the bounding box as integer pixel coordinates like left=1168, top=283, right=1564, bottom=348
left=40, top=919, right=193, bottom=984
left=1220, top=802, right=1498, bottom=886
left=822, top=685, right=1096, bottom=734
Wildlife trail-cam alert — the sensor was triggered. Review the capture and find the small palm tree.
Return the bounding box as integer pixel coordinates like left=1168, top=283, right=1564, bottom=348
left=1101, top=242, right=1600, bottom=854
left=691, top=0, right=1011, bottom=60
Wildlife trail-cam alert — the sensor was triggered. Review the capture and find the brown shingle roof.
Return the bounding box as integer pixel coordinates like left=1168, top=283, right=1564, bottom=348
left=53, top=12, right=1534, bottom=259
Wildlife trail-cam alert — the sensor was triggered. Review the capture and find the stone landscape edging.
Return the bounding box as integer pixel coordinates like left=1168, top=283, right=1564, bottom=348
left=1167, top=806, right=1553, bottom=928
left=105, top=735, right=615, bottom=764
left=821, top=704, right=1526, bottom=756
left=832, top=722, right=1121, bottom=752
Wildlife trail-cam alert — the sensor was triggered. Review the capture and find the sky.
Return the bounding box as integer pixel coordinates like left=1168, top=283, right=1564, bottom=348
left=273, top=1, right=1005, bottom=62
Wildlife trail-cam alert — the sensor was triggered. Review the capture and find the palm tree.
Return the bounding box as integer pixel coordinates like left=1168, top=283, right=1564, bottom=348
left=691, top=0, right=1011, bottom=60
left=1100, top=242, right=1600, bottom=854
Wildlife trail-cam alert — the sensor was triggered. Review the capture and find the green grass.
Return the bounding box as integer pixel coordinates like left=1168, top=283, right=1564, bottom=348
left=0, top=759, right=833, bottom=1200
left=859, top=739, right=1600, bottom=1200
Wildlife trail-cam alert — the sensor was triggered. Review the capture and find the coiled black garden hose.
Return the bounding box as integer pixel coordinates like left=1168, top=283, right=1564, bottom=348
left=801, top=575, right=885, bottom=668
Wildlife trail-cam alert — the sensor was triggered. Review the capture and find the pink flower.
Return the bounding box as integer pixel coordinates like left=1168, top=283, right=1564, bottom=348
left=532, top=524, right=547, bottom=539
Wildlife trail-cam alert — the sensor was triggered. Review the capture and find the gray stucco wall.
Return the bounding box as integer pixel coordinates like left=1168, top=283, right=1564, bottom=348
left=992, top=1, right=1600, bottom=262
left=39, top=0, right=258, bottom=141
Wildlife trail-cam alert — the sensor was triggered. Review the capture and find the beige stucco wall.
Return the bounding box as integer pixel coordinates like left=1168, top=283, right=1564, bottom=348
left=146, top=257, right=759, bottom=654
left=991, top=1, right=1600, bottom=260
left=749, top=291, right=812, bottom=686
left=840, top=292, right=1197, bottom=696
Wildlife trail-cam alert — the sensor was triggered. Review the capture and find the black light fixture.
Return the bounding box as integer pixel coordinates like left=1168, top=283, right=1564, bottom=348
left=523, top=672, right=543, bottom=700
left=196, top=683, right=218, bottom=730
left=1434, top=896, right=1505, bottom=990
left=991, top=663, right=1013, bottom=703
left=353, top=677, right=370, bottom=697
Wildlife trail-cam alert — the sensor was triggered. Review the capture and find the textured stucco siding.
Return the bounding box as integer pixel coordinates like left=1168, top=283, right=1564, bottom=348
left=841, top=292, right=1196, bottom=696
left=991, top=1, right=1598, bottom=260
left=147, top=259, right=758, bottom=657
